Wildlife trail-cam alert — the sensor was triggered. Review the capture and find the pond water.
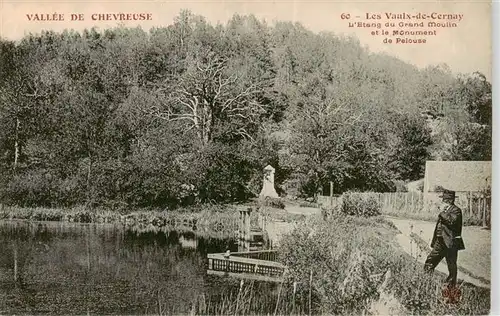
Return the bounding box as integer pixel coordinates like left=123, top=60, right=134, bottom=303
left=0, top=220, right=279, bottom=315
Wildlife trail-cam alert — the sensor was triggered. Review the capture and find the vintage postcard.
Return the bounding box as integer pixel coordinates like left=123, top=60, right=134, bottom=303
left=0, top=0, right=493, bottom=315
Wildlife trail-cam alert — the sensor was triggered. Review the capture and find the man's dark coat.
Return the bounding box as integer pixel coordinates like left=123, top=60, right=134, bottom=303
left=431, top=204, right=466, bottom=250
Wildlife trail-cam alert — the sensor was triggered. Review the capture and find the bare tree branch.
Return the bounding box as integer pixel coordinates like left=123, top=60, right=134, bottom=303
left=144, top=52, right=266, bottom=145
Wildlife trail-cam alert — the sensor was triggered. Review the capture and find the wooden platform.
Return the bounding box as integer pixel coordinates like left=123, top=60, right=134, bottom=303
left=207, top=250, right=286, bottom=283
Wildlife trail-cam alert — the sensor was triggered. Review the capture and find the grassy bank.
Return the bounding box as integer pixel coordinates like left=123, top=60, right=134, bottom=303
left=0, top=204, right=244, bottom=237
left=274, top=212, right=490, bottom=315
left=0, top=201, right=302, bottom=239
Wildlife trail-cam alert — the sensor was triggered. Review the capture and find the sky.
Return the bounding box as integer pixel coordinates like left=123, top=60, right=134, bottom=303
left=0, top=0, right=492, bottom=80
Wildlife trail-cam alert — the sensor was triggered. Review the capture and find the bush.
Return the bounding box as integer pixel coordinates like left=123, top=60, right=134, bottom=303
left=1, top=170, right=60, bottom=207
left=261, top=196, right=285, bottom=209
left=298, top=200, right=319, bottom=208
left=278, top=214, right=392, bottom=314
left=0, top=142, right=265, bottom=209
left=340, top=191, right=381, bottom=217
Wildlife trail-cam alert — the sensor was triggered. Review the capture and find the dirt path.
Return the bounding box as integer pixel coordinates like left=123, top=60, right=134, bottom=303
left=386, top=216, right=490, bottom=288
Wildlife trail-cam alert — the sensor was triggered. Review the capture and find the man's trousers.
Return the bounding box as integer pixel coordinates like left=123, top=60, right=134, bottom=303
left=424, top=237, right=458, bottom=286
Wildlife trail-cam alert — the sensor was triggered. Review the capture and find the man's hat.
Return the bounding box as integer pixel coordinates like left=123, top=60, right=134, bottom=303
left=439, top=189, right=455, bottom=200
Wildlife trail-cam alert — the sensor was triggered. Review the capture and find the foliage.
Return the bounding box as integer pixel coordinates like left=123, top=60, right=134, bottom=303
left=278, top=214, right=398, bottom=314
left=387, top=113, right=432, bottom=181
left=298, top=200, right=319, bottom=208
left=260, top=196, right=285, bottom=209
left=429, top=72, right=492, bottom=161
left=0, top=11, right=492, bottom=207
left=0, top=204, right=241, bottom=237
left=339, top=191, right=381, bottom=217
left=278, top=213, right=490, bottom=315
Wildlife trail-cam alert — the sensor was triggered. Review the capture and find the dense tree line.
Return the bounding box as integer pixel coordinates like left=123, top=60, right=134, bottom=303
left=0, top=11, right=492, bottom=208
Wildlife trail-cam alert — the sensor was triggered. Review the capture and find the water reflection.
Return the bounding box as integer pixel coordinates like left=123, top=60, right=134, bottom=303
left=0, top=220, right=243, bottom=315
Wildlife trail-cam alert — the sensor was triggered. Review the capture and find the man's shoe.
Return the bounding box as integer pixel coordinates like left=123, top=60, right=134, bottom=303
left=441, top=284, right=461, bottom=304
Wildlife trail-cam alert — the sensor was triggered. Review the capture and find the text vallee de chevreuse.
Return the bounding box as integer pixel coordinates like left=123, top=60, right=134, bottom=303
left=26, top=12, right=153, bottom=21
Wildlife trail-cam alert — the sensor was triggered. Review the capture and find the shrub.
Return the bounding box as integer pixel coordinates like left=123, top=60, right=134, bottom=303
left=2, top=170, right=59, bottom=207
left=298, top=200, right=319, bottom=208
left=261, top=196, right=285, bottom=209
left=340, top=191, right=381, bottom=217
left=278, top=214, right=393, bottom=314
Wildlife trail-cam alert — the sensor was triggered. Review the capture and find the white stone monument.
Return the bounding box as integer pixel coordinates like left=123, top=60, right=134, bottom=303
left=259, top=165, right=279, bottom=198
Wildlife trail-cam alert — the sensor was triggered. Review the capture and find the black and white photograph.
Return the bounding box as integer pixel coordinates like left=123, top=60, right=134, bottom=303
left=0, top=1, right=493, bottom=315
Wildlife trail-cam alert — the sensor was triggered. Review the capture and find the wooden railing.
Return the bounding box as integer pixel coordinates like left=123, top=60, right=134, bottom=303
left=229, top=249, right=279, bottom=262
left=207, top=251, right=285, bottom=283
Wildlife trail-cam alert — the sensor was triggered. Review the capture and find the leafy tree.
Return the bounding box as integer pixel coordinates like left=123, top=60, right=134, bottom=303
left=455, top=72, right=492, bottom=126
left=0, top=12, right=493, bottom=208
left=387, top=113, right=433, bottom=181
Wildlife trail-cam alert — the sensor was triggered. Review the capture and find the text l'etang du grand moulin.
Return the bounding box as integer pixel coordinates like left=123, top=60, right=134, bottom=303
left=340, top=12, right=464, bottom=44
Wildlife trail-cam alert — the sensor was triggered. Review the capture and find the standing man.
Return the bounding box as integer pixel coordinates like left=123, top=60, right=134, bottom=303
left=424, top=189, right=465, bottom=287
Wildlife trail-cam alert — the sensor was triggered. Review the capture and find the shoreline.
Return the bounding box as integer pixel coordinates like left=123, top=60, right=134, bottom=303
left=0, top=204, right=242, bottom=237
left=0, top=203, right=304, bottom=240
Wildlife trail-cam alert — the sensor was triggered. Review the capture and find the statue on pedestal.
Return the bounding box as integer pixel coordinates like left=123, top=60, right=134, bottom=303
left=259, top=165, right=279, bottom=199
